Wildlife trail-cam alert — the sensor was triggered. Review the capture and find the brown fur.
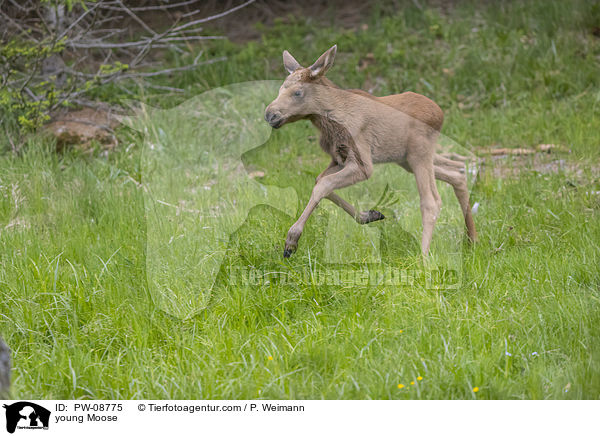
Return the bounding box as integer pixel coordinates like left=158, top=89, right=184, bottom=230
left=265, top=45, right=477, bottom=257
left=349, top=89, right=444, bottom=132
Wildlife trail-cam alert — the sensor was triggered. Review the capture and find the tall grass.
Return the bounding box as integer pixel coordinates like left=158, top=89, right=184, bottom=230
left=0, top=0, right=599, bottom=399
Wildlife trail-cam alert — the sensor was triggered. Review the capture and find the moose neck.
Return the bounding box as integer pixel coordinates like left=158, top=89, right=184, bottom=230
left=307, top=80, right=363, bottom=134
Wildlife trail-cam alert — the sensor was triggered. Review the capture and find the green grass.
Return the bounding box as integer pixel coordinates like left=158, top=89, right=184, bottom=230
left=1, top=0, right=600, bottom=399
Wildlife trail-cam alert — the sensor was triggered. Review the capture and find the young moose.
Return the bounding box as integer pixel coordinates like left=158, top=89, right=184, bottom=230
left=264, top=45, right=477, bottom=258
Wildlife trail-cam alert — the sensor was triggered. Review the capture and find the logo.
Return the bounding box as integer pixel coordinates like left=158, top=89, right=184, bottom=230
left=2, top=402, right=50, bottom=433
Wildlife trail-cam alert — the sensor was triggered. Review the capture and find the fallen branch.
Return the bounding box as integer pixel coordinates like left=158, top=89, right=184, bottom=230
left=487, top=148, right=536, bottom=156
left=115, top=56, right=227, bottom=79
left=480, top=144, right=571, bottom=156
left=67, top=35, right=224, bottom=49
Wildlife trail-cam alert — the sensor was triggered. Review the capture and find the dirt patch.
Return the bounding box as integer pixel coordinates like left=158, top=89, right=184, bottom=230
left=442, top=144, right=600, bottom=183
left=477, top=152, right=600, bottom=180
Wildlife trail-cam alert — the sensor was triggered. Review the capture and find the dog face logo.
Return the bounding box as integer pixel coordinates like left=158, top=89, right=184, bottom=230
left=2, top=402, right=50, bottom=433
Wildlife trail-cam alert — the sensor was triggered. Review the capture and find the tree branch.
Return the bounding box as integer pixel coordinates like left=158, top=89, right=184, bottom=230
left=171, top=0, right=256, bottom=33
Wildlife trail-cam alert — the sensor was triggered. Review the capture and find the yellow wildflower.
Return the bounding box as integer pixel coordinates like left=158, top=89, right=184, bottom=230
left=397, top=384, right=405, bottom=389
left=417, top=376, right=423, bottom=381
left=267, top=356, right=273, bottom=361
left=473, top=387, right=479, bottom=393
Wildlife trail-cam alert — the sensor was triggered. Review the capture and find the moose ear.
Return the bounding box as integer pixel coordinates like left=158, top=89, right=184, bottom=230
left=283, top=50, right=302, bottom=74
left=309, top=45, right=337, bottom=78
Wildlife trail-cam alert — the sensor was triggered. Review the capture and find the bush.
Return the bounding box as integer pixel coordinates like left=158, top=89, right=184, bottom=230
left=0, top=0, right=252, bottom=131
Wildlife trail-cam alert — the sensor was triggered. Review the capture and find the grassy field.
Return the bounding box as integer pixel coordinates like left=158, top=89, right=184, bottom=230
left=1, top=0, right=600, bottom=399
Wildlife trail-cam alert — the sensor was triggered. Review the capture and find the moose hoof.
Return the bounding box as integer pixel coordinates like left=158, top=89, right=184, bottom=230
left=359, top=210, right=385, bottom=224
left=283, top=247, right=295, bottom=258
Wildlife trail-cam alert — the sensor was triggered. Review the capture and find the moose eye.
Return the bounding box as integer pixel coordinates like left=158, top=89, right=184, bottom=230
left=293, top=90, right=303, bottom=97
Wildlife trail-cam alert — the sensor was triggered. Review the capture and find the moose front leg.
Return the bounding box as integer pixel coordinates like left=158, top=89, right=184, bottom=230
left=284, top=160, right=371, bottom=257
left=317, top=161, right=385, bottom=225
left=316, top=161, right=359, bottom=218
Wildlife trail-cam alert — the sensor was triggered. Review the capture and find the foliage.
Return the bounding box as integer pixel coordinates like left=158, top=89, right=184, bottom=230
left=0, top=37, right=64, bottom=129
left=0, top=0, right=247, bottom=131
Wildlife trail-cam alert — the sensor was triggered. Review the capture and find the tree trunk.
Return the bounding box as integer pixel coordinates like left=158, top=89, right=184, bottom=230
left=0, top=338, right=10, bottom=399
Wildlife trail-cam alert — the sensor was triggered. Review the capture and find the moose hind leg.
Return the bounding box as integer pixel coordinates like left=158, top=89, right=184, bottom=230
left=411, top=160, right=441, bottom=256
left=433, top=164, right=477, bottom=241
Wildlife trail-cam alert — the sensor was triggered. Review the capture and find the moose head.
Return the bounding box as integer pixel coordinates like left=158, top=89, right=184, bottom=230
left=264, top=45, right=337, bottom=129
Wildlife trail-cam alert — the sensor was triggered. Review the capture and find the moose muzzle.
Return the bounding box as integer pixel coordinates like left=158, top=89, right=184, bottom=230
left=264, top=108, right=284, bottom=129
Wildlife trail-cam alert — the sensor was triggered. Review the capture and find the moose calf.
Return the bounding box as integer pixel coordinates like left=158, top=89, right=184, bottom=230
left=264, top=45, right=477, bottom=258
